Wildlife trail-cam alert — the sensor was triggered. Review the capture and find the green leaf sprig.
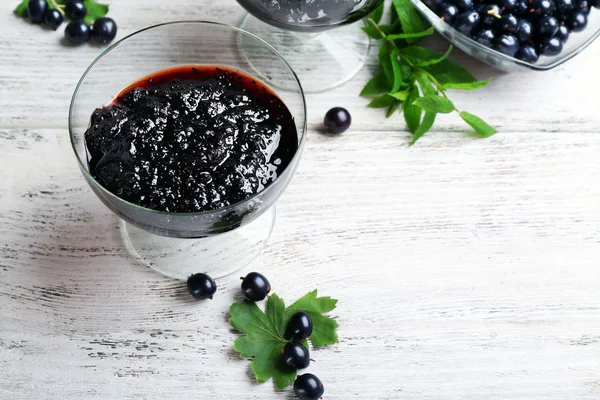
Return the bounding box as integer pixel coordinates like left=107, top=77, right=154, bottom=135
left=229, top=290, right=338, bottom=389
left=14, top=0, right=109, bottom=25
left=361, top=0, right=497, bottom=144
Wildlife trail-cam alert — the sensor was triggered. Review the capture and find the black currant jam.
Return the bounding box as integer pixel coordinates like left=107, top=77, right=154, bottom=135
left=84, top=65, right=298, bottom=213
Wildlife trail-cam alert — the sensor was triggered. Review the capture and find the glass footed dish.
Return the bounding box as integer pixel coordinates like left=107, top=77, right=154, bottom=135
left=69, top=21, right=307, bottom=280
left=410, top=0, right=600, bottom=71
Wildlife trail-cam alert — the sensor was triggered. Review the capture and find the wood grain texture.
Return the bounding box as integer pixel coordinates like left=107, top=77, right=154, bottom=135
left=1, top=0, right=600, bottom=399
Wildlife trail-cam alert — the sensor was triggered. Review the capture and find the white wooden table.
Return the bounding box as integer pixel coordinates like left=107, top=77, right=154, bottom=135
left=2, top=0, right=600, bottom=399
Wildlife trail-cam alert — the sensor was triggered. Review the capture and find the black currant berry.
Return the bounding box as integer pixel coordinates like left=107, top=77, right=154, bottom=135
left=187, top=273, right=217, bottom=300
left=92, top=17, right=118, bottom=44
left=286, top=310, right=313, bottom=341
left=474, top=29, right=495, bottom=47
left=567, top=12, right=588, bottom=31
left=516, top=44, right=539, bottom=63
left=44, top=9, right=64, bottom=30
left=282, top=342, right=310, bottom=369
left=439, top=3, right=460, bottom=24
left=536, top=16, right=559, bottom=37
left=495, top=34, right=520, bottom=56
left=64, top=20, right=91, bottom=45
left=27, top=0, right=48, bottom=23
left=515, top=19, right=533, bottom=42
left=294, top=374, right=325, bottom=400
left=455, top=10, right=481, bottom=35
left=65, top=2, right=87, bottom=20
left=324, top=107, right=351, bottom=134
left=240, top=272, right=271, bottom=302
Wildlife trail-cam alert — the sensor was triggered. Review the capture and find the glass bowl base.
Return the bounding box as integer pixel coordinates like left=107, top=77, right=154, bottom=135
left=121, top=206, right=276, bottom=280
left=238, top=13, right=371, bottom=93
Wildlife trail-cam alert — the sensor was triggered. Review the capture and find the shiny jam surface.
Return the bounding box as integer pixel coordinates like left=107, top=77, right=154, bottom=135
left=84, top=65, right=298, bottom=213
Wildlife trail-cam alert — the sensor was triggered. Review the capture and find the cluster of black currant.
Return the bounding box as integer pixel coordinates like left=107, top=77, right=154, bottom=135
left=186, top=271, right=325, bottom=400
left=423, top=0, right=599, bottom=63
left=24, top=0, right=117, bottom=45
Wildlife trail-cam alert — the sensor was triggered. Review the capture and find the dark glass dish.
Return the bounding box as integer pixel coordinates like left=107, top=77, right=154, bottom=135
left=236, top=0, right=383, bottom=32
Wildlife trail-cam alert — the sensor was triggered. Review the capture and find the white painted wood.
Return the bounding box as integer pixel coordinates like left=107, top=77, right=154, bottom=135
left=1, top=1, right=600, bottom=399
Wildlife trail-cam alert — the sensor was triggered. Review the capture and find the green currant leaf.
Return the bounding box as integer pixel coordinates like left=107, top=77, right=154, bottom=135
left=460, top=112, right=498, bottom=137
left=387, top=26, right=435, bottom=40
left=14, top=0, right=29, bottom=17
left=367, top=95, right=396, bottom=108
left=83, top=0, right=109, bottom=24
left=230, top=291, right=339, bottom=388
left=286, top=290, right=339, bottom=348
left=360, top=73, right=391, bottom=96
left=404, top=86, right=422, bottom=134
left=413, top=95, right=455, bottom=114
left=411, top=112, right=437, bottom=145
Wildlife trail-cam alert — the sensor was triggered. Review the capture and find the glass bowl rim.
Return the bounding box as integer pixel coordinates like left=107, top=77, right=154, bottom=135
left=68, top=20, right=308, bottom=217
left=410, top=0, right=600, bottom=71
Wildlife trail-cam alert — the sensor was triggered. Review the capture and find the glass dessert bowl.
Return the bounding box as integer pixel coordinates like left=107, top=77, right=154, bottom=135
left=69, top=21, right=307, bottom=280
left=236, top=0, right=384, bottom=92
left=410, top=0, right=600, bottom=71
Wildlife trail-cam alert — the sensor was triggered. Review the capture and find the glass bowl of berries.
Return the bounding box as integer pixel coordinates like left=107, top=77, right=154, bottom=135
left=410, top=0, right=600, bottom=70
left=69, top=21, right=307, bottom=280
left=235, top=0, right=384, bottom=92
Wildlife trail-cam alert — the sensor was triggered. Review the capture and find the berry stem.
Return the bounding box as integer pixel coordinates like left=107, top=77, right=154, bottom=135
left=48, top=0, right=65, bottom=15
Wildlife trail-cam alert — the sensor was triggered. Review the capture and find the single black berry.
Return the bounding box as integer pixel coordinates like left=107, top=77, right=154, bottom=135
left=240, top=272, right=271, bottom=302
left=423, top=0, right=444, bottom=13
left=567, top=11, right=588, bottom=31
left=439, top=3, right=460, bottom=24
left=64, top=20, right=91, bottom=45
left=454, top=10, right=481, bottom=35
left=187, top=273, right=217, bottom=300
left=575, top=0, right=591, bottom=13
left=294, top=374, right=325, bottom=400
left=498, top=0, right=517, bottom=12
left=556, top=24, right=570, bottom=41
left=455, top=0, right=474, bottom=10
left=495, top=34, right=520, bottom=56
left=282, top=342, right=310, bottom=369
left=324, top=107, right=351, bottom=134
left=556, top=0, right=576, bottom=13
left=44, top=8, right=63, bottom=30
left=286, top=310, right=313, bottom=341
left=529, top=0, right=557, bottom=18
left=27, top=0, right=48, bottom=23
left=474, top=29, right=495, bottom=47
left=499, top=14, right=519, bottom=33
left=538, top=36, right=563, bottom=55
left=516, top=44, right=539, bottom=63
left=479, top=5, right=502, bottom=28
left=65, top=1, right=87, bottom=20
left=514, top=0, right=530, bottom=15
left=515, top=19, right=533, bottom=42
left=92, top=17, right=118, bottom=44
left=536, top=16, right=559, bottom=37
